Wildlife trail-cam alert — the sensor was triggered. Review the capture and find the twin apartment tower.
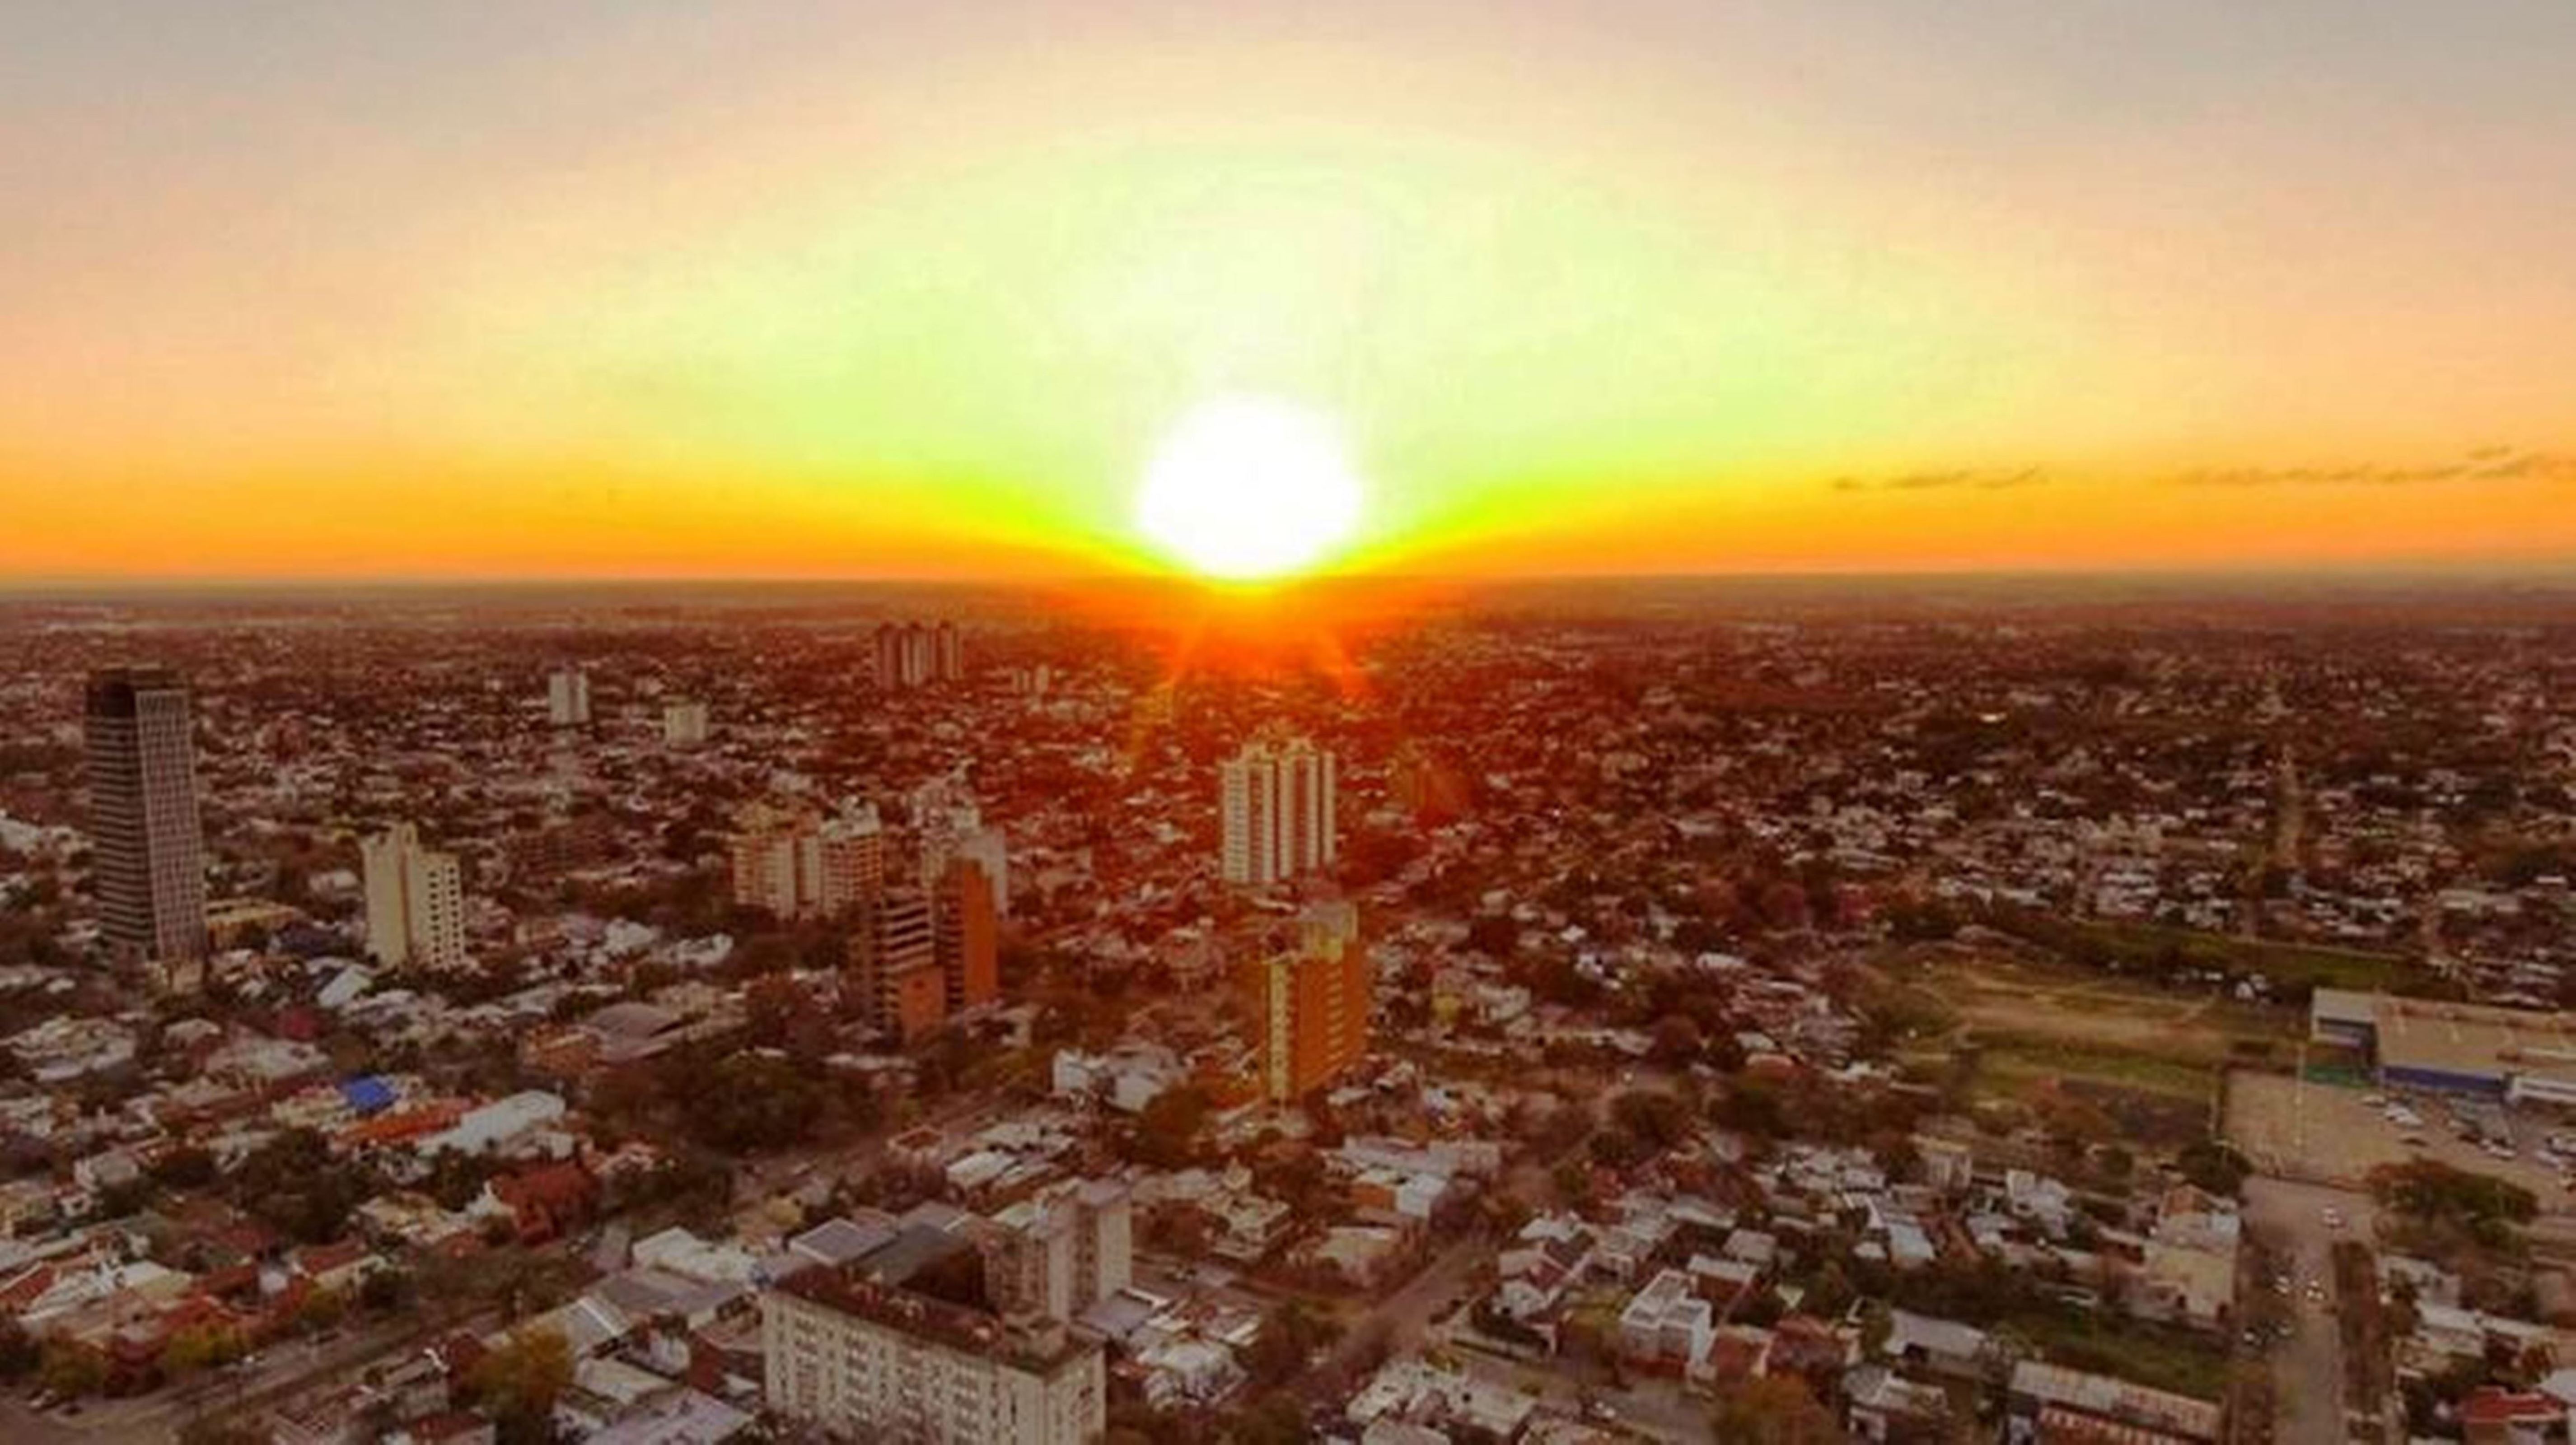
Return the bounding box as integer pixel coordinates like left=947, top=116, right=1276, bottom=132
left=1217, top=732, right=1337, bottom=887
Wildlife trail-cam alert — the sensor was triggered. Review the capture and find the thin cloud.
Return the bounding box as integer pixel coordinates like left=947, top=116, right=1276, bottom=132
left=1830, top=467, right=2046, bottom=494
left=2173, top=448, right=2576, bottom=489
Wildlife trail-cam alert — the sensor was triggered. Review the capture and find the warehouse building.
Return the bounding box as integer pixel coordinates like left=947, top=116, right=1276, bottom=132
left=2311, top=989, right=2576, bottom=1105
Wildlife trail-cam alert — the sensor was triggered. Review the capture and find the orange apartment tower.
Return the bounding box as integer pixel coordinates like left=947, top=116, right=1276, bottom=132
left=1240, top=904, right=1369, bottom=1103
left=851, top=888, right=944, bottom=1042
left=936, top=855, right=1000, bottom=1012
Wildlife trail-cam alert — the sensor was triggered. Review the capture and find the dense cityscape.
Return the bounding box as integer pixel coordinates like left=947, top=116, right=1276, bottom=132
left=0, top=581, right=2571, bottom=1444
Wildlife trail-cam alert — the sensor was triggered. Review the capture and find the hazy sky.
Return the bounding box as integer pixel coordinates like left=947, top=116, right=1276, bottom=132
left=5, top=0, right=2573, bottom=579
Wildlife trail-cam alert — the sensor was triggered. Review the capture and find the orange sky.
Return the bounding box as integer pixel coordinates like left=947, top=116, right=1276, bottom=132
left=4, top=2, right=2573, bottom=581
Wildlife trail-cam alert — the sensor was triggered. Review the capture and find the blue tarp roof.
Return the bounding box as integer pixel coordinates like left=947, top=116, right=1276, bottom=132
left=340, top=1076, right=396, bottom=1114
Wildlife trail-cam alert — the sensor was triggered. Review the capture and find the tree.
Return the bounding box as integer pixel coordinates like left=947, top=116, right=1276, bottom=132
left=151, top=1145, right=220, bottom=1191
left=91, top=1173, right=158, bottom=1220
left=1715, top=1076, right=1790, bottom=1138
left=38, top=1336, right=108, bottom=1399
left=676, top=1050, right=829, bottom=1154
left=743, top=975, right=810, bottom=1049
left=1709, top=1374, right=1847, bottom=1445
left=359, top=1266, right=414, bottom=1314
left=1609, top=1089, right=1691, bottom=1152
left=163, top=1323, right=248, bottom=1375
left=1127, top=1086, right=1213, bottom=1170
left=1242, top=1300, right=1343, bottom=1387
left=2176, top=1139, right=2251, bottom=1198
left=1224, top=1391, right=1310, bottom=1445
left=231, top=1128, right=379, bottom=1243
left=296, top=1286, right=349, bottom=1334
left=1650, top=1014, right=1706, bottom=1066
left=2367, top=1158, right=2537, bottom=1248
left=466, top=1327, right=574, bottom=1445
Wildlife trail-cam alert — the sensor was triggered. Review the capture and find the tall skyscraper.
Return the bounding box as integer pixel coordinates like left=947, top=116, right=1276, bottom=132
left=84, top=667, right=207, bottom=967
left=1219, top=734, right=1337, bottom=887
left=361, top=823, right=468, bottom=970
left=933, top=619, right=966, bottom=682
left=546, top=667, right=591, bottom=727
left=1240, top=903, right=1370, bottom=1102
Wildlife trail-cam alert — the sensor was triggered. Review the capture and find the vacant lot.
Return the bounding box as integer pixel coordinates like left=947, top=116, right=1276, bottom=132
left=2002, top=1307, right=2234, bottom=1403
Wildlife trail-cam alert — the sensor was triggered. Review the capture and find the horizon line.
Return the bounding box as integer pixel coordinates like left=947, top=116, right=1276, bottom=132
left=5, top=555, right=2576, bottom=600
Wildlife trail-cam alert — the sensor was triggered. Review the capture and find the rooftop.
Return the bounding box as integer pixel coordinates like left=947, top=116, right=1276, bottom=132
left=770, top=1265, right=1096, bottom=1373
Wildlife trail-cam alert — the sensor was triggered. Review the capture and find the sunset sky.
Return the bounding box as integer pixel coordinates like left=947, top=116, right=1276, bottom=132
left=5, top=1, right=2574, bottom=581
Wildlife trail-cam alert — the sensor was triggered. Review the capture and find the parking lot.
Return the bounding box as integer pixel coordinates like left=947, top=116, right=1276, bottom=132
left=2227, top=1069, right=2576, bottom=1207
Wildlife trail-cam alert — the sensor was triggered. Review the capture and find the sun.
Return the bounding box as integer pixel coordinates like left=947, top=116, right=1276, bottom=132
left=1134, top=394, right=1366, bottom=581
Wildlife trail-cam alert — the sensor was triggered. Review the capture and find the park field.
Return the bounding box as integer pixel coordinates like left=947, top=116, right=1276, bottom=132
left=1878, top=944, right=2300, bottom=1149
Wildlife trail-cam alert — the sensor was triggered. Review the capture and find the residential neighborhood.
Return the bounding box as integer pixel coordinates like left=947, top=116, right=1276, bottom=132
left=0, top=584, right=2573, bottom=1443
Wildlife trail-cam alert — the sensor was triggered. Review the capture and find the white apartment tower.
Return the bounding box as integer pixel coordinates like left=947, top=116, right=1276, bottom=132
left=546, top=667, right=592, bottom=727
left=729, top=803, right=886, bottom=919
left=913, top=775, right=1009, bottom=914
left=84, top=668, right=207, bottom=967
left=762, top=1271, right=1105, bottom=1445
left=662, top=699, right=710, bottom=747
left=361, top=823, right=468, bottom=970
left=876, top=620, right=965, bottom=689
left=875, top=622, right=930, bottom=690
left=982, top=1179, right=1133, bottom=1324
left=1220, top=735, right=1337, bottom=887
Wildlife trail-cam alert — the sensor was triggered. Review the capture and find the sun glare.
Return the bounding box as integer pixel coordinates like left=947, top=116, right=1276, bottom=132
left=1134, top=395, right=1365, bottom=582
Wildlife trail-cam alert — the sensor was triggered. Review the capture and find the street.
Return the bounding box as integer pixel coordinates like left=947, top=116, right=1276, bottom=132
left=0, top=1316, right=406, bottom=1445
left=2243, top=1175, right=2376, bottom=1445
left=0, top=1300, right=504, bottom=1445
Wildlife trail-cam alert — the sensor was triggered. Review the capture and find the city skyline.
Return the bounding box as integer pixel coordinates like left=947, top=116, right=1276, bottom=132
left=12, top=8, right=2576, bottom=1434
left=5, top=576, right=2576, bottom=1440
left=7, top=2, right=2576, bottom=583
